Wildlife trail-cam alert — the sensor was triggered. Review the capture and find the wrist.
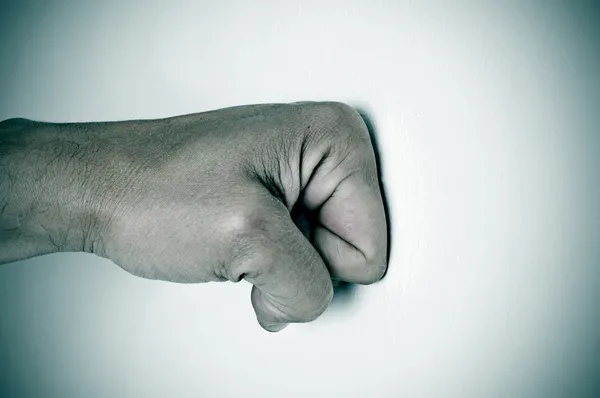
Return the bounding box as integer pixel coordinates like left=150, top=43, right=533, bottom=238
left=0, top=118, right=130, bottom=263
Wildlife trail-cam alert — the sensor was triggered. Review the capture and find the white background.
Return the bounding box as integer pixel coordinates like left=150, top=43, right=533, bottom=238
left=1, top=1, right=599, bottom=397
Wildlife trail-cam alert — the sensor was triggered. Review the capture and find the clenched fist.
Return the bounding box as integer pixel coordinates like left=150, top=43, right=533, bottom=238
left=0, top=101, right=388, bottom=332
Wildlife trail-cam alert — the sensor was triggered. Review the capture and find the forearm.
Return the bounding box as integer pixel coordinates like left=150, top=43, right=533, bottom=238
left=0, top=118, right=93, bottom=262
left=0, top=117, right=148, bottom=264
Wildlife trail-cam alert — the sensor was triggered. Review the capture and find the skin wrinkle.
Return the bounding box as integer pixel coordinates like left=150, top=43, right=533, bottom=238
left=276, top=133, right=295, bottom=210
left=0, top=102, right=388, bottom=331
left=298, top=147, right=332, bottom=211
left=253, top=157, right=286, bottom=207
left=318, top=222, right=365, bottom=262
left=225, top=211, right=270, bottom=282
left=297, top=132, right=308, bottom=206
left=296, top=108, right=340, bottom=195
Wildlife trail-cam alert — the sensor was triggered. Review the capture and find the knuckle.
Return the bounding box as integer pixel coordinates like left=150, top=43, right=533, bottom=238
left=222, top=206, right=269, bottom=237
left=302, top=102, right=372, bottom=159
left=313, top=101, right=354, bottom=116
left=220, top=207, right=276, bottom=272
left=298, top=102, right=372, bottom=171
left=305, top=101, right=362, bottom=129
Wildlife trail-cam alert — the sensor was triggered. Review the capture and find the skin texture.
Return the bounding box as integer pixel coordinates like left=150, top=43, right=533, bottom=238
left=0, top=101, right=388, bottom=332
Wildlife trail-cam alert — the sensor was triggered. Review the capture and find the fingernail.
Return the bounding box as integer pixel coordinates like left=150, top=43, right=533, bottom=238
left=264, top=322, right=289, bottom=332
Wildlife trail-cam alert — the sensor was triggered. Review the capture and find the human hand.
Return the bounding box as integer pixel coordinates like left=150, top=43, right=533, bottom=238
left=0, top=102, right=388, bottom=332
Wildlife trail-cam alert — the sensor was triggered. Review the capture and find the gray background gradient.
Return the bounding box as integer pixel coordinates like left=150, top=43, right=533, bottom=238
left=1, top=1, right=599, bottom=397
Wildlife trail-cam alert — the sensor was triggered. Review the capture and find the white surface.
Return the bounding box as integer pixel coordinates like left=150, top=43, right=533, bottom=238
left=1, top=1, right=599, bottom=397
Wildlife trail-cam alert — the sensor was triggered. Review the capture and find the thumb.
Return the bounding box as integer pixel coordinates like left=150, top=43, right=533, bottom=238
left=241, top=193, right=334, bottom=333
